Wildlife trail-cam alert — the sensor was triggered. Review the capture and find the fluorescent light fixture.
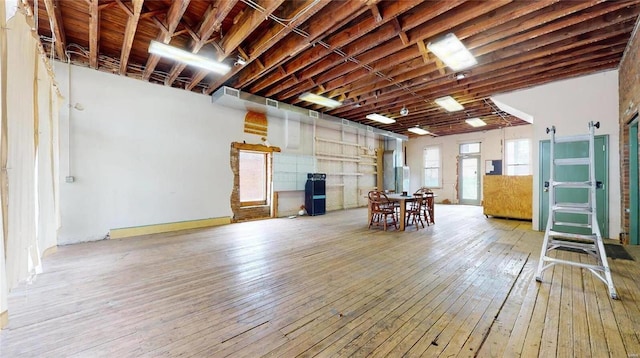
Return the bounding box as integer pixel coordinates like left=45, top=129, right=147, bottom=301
left=434, top=96, right=464, bottom=112
left=298, top=92, right=342, bottom=108
left=465, top=117, right=487, bottom=127
left=427, top=33, right=477, bottom=71
left=366, top=113, right=396, bottom=124
left=408, top=127, right=430, bottom=135
left=148, top=40, right=231, bottom=75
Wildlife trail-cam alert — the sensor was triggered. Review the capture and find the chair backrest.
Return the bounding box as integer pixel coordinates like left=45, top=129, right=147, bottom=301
left=416, top=187, right=433, bottom=194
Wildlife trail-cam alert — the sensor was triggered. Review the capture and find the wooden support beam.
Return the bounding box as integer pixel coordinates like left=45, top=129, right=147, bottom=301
left=187, top=0, right=286, bottom=91
left=115, top=0, right=133, bottom=16
left=119, top=0, right=144, bottom=75
left=392, top=18, right=409, bottom=45
left=142, top=0, right=191, bottom=80
left=43, top=0, right=67, bottom=61
left=370, top=4, right=382, bottom=23
left=89, top=0, right=99, bottom=69
left=416, top=40, right=430, bottom=65
left=164, top=0, right=237, bottom=86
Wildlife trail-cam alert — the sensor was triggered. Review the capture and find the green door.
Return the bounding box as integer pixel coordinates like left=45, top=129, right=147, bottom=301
left=539, top=135, right=609, bottom=237
left=629, top=121, right=639, bottom=245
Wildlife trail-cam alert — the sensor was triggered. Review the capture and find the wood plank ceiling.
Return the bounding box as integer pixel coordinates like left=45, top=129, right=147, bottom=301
left=26, top=0, right=640, bottom=137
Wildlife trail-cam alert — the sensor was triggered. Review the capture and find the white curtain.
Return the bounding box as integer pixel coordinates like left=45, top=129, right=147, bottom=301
left=0, top=0, right=8, bottom=328
left=0, top=2, right=60, bottom=328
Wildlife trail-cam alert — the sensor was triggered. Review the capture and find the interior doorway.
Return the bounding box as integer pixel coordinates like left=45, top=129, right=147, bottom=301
left=628, top=117, right=638, bottom=245
left=538, top=135, right=609, bottom=238
left=459, top=154, right=481, bottom=205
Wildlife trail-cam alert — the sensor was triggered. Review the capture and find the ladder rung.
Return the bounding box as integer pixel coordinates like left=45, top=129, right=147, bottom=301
left=553, top=203, right=592, bottom=214
left=554, top=158, right=590, bottom=166
left=553, top=221, right=591, bottom=228
left=554, top=134, right=591, bottom=143
left=552, top=181, right=592, bottom=188
left=548, top=230, right=597, bottom=241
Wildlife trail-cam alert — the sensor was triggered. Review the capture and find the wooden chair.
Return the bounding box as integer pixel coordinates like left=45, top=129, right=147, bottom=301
left=368, top=191, right=398, bottom=231
left=416, top=187, right=435, bottom=225
left=405, top=193, right=425, bottom=230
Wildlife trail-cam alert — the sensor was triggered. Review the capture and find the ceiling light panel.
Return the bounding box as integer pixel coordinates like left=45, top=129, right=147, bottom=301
left=465, top=118, right=487, bottom=127
left=427, top=33, right=477, bottom=71
left=366, top=113, right=396, bottom=124
left=148, top=41, right=231, bottom=75
left=298, top=92, right=342, bottom=108
left=434, top=96, right=464, bottom=112
left=408, top=127, right=430, bottom=135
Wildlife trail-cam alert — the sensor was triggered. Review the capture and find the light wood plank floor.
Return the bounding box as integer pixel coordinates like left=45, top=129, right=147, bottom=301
left=2, top=205, right=640, bottom=357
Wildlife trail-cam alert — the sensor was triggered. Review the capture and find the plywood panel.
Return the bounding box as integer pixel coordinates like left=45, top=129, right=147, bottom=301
left=483, top=175, right=533, bottom=219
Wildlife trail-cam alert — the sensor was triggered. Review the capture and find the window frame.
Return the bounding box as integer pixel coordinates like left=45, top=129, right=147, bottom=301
left=423, top=145, right=442, bottom=188
left=239, top=150, right=269, bottom=207
left=505, top=138, right=532, bottom=175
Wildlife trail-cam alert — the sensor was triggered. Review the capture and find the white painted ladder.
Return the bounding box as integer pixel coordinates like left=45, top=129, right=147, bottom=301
left=535, top=121, right=618, bottom=299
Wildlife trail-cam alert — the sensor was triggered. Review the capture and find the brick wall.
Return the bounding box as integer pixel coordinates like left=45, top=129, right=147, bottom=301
left=230, top=142, right=278, bottom=222
left=618, top=20, right=640, bottom=244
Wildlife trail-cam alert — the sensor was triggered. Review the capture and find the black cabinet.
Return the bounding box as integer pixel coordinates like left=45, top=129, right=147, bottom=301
left=305, top=173, right=326, bottom=216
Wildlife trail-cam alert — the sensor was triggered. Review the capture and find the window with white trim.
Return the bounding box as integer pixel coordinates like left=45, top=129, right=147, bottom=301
left=505, top=139, right=531, bottom=175
left=423, top=146, right=441, bottom=188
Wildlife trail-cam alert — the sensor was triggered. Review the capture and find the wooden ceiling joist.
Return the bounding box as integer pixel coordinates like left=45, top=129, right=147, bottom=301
left=89, top=0, right=99, bottom=69
left=142, top=0, right=191, bottom=80
left=118, top=0, right=144, bottom=75
left=27, top=0, right=640, bottom=136
left=43, top=0, right=67, bottom=61
left=186, top=0, right=288, bottom=91
left=164, top=0, right=238, bottom=86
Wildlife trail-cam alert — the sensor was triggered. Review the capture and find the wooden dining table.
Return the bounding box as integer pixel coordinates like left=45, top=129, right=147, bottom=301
left=367, top=192, right=436, bottom=231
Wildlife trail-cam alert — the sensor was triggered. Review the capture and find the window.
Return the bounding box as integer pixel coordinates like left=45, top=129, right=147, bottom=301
left=505, top=139, right=531, bottom=175
left=239, top=150, right=268, bottom=206
left=423, top=146, right=441, bottom=187
left=460, top=142, right=480, bottom=154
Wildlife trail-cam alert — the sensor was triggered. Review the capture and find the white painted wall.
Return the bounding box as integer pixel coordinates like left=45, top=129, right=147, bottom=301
left=55, top=63, right=247, bottom=243
left=54, top=63, right=383, bottom=244
left=493, top=70, right=620, bottom=238
left=406, top=125, right=534, bottom=204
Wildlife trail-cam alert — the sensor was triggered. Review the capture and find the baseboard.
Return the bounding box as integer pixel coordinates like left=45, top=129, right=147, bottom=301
left=110, top=217, right=231, bottom=239
left=0, top=310, right=8, bottom=329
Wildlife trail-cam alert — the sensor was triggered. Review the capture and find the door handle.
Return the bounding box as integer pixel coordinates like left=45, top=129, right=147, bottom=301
left=544, top=181, right=549, bottom=192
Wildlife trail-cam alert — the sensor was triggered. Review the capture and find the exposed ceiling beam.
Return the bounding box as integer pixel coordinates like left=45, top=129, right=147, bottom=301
left=164, top=0, right=238, bottom=86
left=89, top=0, right=100, bottom=69
left=43, top=0, right=67, bottom=61
left=200, top=0, right=332, bottom=94
left=186, top=0, right=287, bottom=91
left=249, top=0, right=425, bottom=95
left=229, top=1, right=369, bottom=90
left=142, top=0, right=191, bottom=80
left=119, top=0, right=144, bottom=75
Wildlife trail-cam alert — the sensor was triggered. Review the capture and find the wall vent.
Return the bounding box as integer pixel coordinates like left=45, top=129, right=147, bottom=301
left=342, top=119, right=349, bottom=126
left=224, top=87, right=240, bottom=98
left=309, top=110, right=319, bottom=119
left=367, top=126, right=374, bottom=132
left=266, top=98, right=278, bottom=108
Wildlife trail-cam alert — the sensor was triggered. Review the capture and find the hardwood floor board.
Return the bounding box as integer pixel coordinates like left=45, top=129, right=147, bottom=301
left=3, top=205, right=640, bottom=357
left=520, top=254, right=556, bottom=357
left=297, top=232, right=515, bottom=357
left=555, top=250, right=574, bottom=357
left=368, top=243, right=517, bottom=357
left=422, top=252, right=530, bottom=357
left=475, top=256, right=538, bottom=358
left=332, top=234, right=505, bottom=357
left=268, top=226, right=494, bottom=340
left=569, top=253, right=590, bottom=358
left=260, top=232, right=500, bottom=355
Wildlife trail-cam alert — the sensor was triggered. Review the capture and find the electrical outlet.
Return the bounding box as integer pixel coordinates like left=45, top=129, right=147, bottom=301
left=65, top=176, right=75, bottom=183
